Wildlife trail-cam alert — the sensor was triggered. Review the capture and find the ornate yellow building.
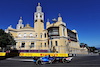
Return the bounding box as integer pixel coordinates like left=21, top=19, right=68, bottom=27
left=5, top=3, right=88, bottom=54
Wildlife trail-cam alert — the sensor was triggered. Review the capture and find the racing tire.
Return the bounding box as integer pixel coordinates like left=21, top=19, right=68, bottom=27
left=36, top=60, right=43, bottom=65
left=49, top=60, right=52, bottom=64
left=38, top=61, right=41, bottom=65
left=67, top=60, right=70, bottom=63
left=62, top=59, right=66, bottom=63
left=52, top=58, right=56, bottom=64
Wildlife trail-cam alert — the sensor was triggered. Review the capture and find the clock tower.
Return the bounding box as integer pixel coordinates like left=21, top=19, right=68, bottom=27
left=34, top=3, right=44, bottom=33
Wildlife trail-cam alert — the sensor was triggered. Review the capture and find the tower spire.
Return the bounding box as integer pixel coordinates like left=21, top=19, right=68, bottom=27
left=34, top=3, right=44, bottom=22
left=36, top=3, right=42, bottom=12
left=16, top=17, right=24, bottom=29
left=38, top=3, right=40, bottom=6
left=59, top=13, right=61, bottom=17
left=47, top=19, right=49, bottom=22
left=58, top=13, right=62, bottom=22
left=19, top=16, right=22, bottom=23
left=20, top=17, right=22, bottom=19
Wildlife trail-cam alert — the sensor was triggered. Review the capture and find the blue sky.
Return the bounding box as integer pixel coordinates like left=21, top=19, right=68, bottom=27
left=0, top=0, right=100, bottom=48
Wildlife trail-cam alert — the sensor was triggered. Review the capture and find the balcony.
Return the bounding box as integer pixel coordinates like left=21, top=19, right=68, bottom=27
left=15, top=36, right=36, bottom=40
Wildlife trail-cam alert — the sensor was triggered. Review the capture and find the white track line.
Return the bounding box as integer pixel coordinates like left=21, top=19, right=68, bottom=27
left=6, top=58, right=33, bottom=61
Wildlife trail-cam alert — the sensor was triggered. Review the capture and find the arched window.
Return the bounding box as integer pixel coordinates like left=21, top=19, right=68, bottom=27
left=63, top=28, right=65, bottom=36
left=35, top=20, right=37, bottom=22
left=21, top=42, right=25, bottom=47
left=55, top=41, right=58, bottom=46
left=23, top=33, right=27, bottom=38
left=41, top=20, right=43, bottom=22
left=31, top=42, right=34, bottom=47
left=44, top=33, right=46, bottom=38
left=35, top=33, right=37, bottom=38
left=40, top=15, right=42, bottom=18
left=44, top=43, right=46, bottom=47
left=29, top=33, right=33, bottom=38
left=41, top=34, right=42, bottom=38
left=41, top=43, right=42, bottom=47
left=18, top=33, right=21, bottom=37
left=40, top=33, right=42, bottom=38
left=51, top=40, right=52, bottom=47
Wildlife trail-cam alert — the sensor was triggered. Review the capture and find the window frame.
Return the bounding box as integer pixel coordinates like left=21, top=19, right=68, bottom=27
left=41, top=43, right=42, bottom=47
left=44, top=33, right=46, bottom=38
left=31, top=42, right=34, bottom=47
left=44, top=43, right=46, bottom=47
left=55, top=41, right=58, bottom=46
left=21, top=42, right=25, bottom=47
left=23, top=33, right=27, bottom=38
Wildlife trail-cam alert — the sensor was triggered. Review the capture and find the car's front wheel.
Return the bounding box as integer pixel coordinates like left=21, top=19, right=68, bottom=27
left=36, top=60, right=43, bottom=65
left=62, top=59, right=67, bottom=63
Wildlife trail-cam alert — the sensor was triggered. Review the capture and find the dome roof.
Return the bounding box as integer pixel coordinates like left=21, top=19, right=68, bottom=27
left=58, top=13, right=62, bottom=22
left=58, top=17, right=62, bottom=22
left=72, top=29, right=77, bottom=33
left=19, top=17, right=22, bottom=22
left=23, top=24, right=33, bottom=29
left=46, top=19, right=50, bottom=26
left=25, top=24, right=30, bottom=27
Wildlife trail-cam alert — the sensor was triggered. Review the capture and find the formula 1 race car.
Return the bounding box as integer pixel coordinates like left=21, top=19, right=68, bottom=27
left=33, top=56, right=55, bottom=65
left=62, top=57, right=73, bottom=63
left=33, top=56, right=73, bottom=65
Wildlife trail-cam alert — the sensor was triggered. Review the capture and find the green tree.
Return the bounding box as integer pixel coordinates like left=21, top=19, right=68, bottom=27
left=80, top=43, right=85, bottom=47
left=84, top=44, right=89, bottom=49
left=89, top=47, right=97, bottom=52
left=80, top=43, right=98, bottom=53
left=0, top=29, right=16, bottom=50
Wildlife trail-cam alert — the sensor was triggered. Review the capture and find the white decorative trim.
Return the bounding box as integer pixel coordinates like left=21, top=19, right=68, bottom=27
left=20, top=41, right=21, bottom=47
left=20, top=41, right=21, bottom=50
left=65, top=28, right=67, bottom=37
left=34, top=4, right=44, bottom=22
left=62, top=26, right=64, bottom=36
left=61, top=21, right=63, bottom=24
left=34, top=41, right=36, bottom=49
left=76, top=34, right=79, bottom=40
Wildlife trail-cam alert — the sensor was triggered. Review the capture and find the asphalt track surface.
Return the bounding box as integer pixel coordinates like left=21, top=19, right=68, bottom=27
left=0, top=56, right=100, bottom=67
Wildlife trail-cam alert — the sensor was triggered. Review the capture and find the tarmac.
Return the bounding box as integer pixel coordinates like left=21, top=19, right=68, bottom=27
left=0, top=54, right=100, bottom=67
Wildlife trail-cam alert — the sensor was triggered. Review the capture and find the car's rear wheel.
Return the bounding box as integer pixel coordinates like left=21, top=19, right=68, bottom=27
left=49, top=60, right=52, bottom=64
left=38, top=61, right=41, bottom=65
left=62, top=59, right=66, bottom=63
left=67, top=60, right=70, bottom=63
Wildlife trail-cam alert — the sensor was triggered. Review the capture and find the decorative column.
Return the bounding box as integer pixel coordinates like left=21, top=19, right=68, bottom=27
left=25, top=41, right=27, bottom=49
left=62, top=25, right=64, bottom=36
left=65, top=28, right=67, bottom=37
